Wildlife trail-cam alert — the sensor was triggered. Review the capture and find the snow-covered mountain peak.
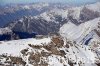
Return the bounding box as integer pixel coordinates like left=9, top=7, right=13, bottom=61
left=1, top=2, right=100, bottom=66
left=0, top=37, right=51, bottom=56
left=37, top=8, right=68, bottom=22
left=21, top=3, right=49, bottom=10
left=68, top=7, right=82, bottom=20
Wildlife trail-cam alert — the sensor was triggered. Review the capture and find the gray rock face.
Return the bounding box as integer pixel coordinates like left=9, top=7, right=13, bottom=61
left=6, top=16, right=67, bottom=35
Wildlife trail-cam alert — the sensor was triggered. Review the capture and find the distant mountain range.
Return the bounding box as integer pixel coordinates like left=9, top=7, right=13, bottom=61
left=0, top=3, right=70, bottom=27
left=0, top=2, right=99, bottom=41
left=4, top=2, right=100, bottom=35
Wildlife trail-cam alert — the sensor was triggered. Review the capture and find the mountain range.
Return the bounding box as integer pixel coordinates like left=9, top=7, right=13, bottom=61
left=0, top=2, right=100, bottom=66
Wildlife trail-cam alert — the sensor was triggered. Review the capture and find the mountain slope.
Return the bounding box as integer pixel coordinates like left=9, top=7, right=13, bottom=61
left=0, top=2, right=100, bottom=66
left=0, top=3, right=70, bottom=27
left=0, top=35, right=100, bottom=66
left=0, top=27, right=12, bottom=35
left=60, top=17, right=100, bottom=45
left=5, top=2, right=100, bottom=35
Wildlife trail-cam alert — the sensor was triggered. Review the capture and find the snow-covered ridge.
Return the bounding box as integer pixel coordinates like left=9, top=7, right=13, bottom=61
left=35, top=2, right=100, bottom=23
left=0, top=35, right=100, bottom=66
left=36, top=9, right=68, bottom=22
left=60, top=17, right=100, bottom=44
left=4, top=2, right=100, bottom=35
left=21, top=3, right=49, bottom=10
left=0, top=27, right=12, bottom=35
left=0, top=37, right=51, bottom=56
left=0, top=2, right=100, bottom=66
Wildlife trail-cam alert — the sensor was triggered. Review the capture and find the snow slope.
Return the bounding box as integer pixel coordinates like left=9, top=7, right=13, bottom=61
left=0, top=36, right=100, bottom=66
left=0, top=37, right=51, bottom=56
left=0, top=2, right=100, bottom=66
left=60, top=17, right=100, bottom=44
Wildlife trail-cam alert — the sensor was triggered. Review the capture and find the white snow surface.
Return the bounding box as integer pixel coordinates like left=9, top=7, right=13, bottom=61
left=0, top=27, right=12, bottom=35
left=86, top=2, right=100, bottom=12
left=60, top=17, right=100, bottom=44
left=0, top=37, right=51, bottom=56
left=0, top=2, right=100, bottom=66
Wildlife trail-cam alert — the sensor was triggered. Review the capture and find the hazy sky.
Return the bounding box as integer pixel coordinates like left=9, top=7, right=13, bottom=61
left=0, top=0, right=100, bottom=5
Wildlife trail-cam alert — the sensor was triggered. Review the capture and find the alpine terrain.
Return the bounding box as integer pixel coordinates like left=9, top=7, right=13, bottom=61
left=0, top=2, right=100, bottom=66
